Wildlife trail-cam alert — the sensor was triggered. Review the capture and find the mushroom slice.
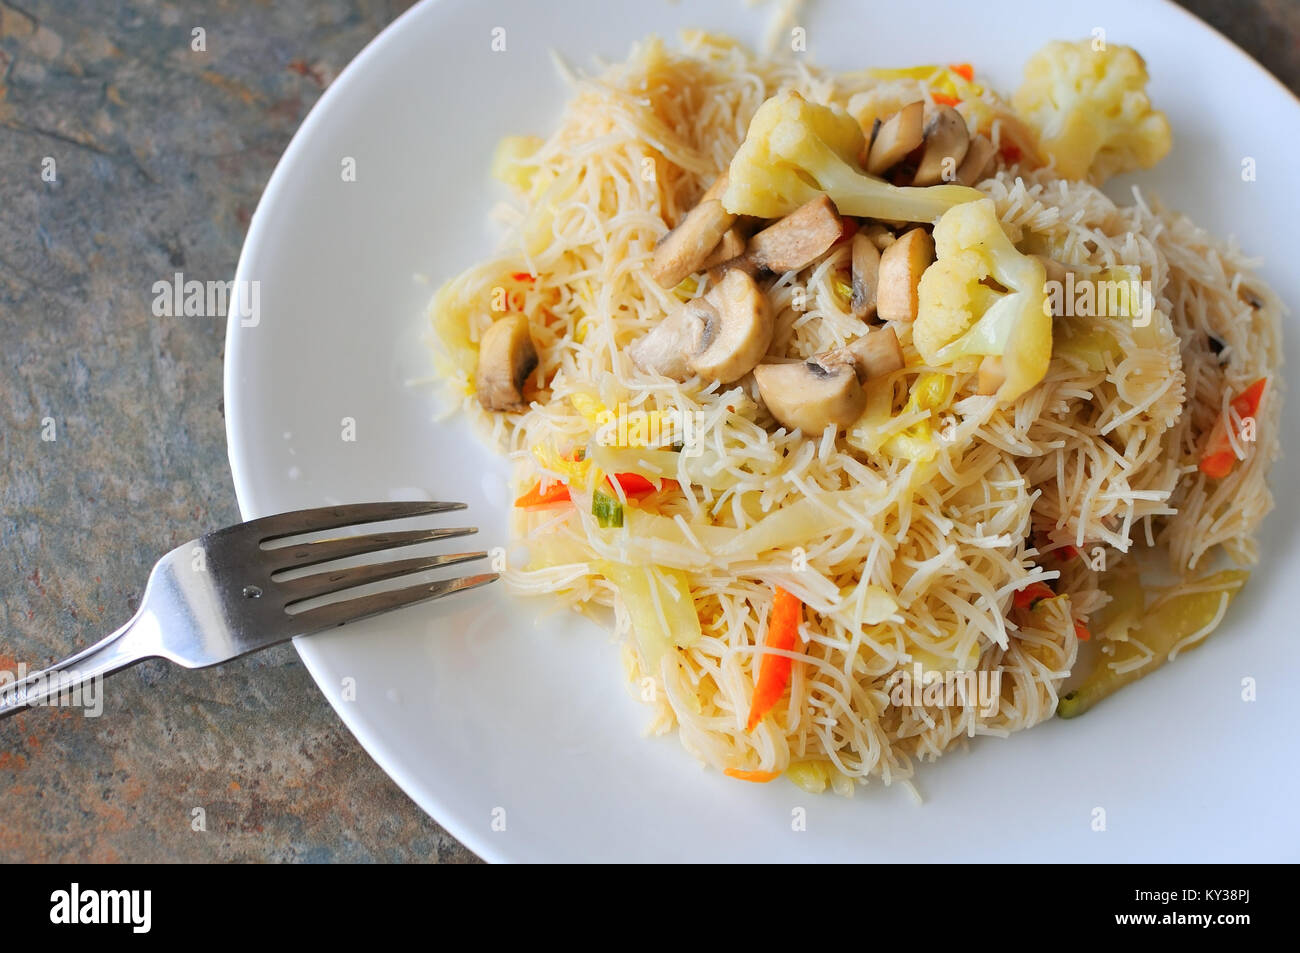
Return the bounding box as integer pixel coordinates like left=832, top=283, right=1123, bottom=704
left=701, top=226, right=747, bottom=270
left=865, top=101, right=925, bottom=176
left=876, top=227, right=935, bottom=322
left=475, top=313, right=539, bottom=412
left=850, top=232, right=881, bottom=320
left=820, top=327, right=904, bottom=383
left=912, top=105, right=970, bottom=186
left=846, top=327, right=905, bottom=379
left=649, top=172, right=736, bottom=289
left=955, top=133, right=997, bottom=186
left=745, top=195, right=842, bottom=273
left=689, top=269, right=773, bottom=383
left=628, top=298, right=717, bottom=381
left=754, top=358, right=866, bottom=434
left=628, top=269, right=772, bottom=384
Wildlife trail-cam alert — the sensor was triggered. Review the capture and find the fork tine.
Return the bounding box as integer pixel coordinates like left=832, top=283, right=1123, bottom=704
left=276, top=551, right=489, bottom=605
left=289, top=572, right=498, bottom=631
left=241, top=501, right=468, bottom=543
left=268, top=527, right=477, bottom=570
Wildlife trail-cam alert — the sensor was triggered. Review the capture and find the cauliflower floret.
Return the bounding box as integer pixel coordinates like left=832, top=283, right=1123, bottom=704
left=915, top=198, right=1050, bottom=404
left=723, top=90, right=982, bottom=221
left=1012, top=39, right=1172, bottom=183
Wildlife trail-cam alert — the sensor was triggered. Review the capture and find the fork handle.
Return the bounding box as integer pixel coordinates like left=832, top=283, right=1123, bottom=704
left=0, top=612, right=148, bottom=720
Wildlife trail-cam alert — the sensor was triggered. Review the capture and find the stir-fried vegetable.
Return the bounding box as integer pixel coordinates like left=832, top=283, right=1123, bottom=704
left=724, top=768, right=780, bottom=783
left=592, top=489, right=624, bottom=527
left=1057, top=569, right=1249, bottom=718
left=514, top=480, right=573, bottom=508
left=786, top=760, right=832, bottom=794
left=1012, top=39, right=1171, bottom=183
left=598, top=561, right=702, bottom=673
left=746, top=586, right=804, bottom=731
left=915, top=198, right=1051, bottom=403
left=514, top=468, right=671, bottom=510
left=722, top=90, right=983, bottom=221
left=1013, top=581, right=1056, bottom=610
left=490, top=135, right=544, bottom=192
left=1200, top=378, right=1267, bottom=479
left=1090, top=568, right=1144, bottom=642
left=879, top=371, right=954, bottom=462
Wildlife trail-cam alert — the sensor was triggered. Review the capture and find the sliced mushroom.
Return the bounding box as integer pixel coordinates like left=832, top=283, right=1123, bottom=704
left=913, top=105, right=970, bottom=186
left=955, top=133, right=997, bottom=186
left=865, top=101, right=925, bottom=176
left=876, top=227, right=935, bottom=322
left=629, top=269, right=772, bottom=384
left=744, top=195, right=842, bottom=273
left=977, top=355, right=1005, bottom=396
left=847, top=327, right=905, bottom=379
left=627, top=298, right=716, bottom=380
left=754, top=358, right=866, bottom=434
left=818, top=327, right=905, bottom=384
left=475, top=313, right=539, bottom=412
left=689, top=269, right=773, bottom=382
left=701, top=225, right=747, bottom=269
left=850, top=232, right=881, bottom=320
left=649, top=172, right=736, bottom=288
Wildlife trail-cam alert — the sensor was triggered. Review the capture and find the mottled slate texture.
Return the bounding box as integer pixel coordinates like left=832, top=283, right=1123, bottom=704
left=0, top=0, right=1296, bottom=863
left=0, top=0, right=477, bottom=864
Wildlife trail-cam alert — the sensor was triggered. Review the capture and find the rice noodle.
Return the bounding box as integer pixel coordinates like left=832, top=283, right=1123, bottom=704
left=428, top=34, right=1282, bottom=793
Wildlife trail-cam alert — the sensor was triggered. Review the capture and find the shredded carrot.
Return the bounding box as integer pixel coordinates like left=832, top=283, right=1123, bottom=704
left=724, top=768, right=780, bottom=783
left=609, top=472, right=658, bottom=496
left=513, top=480, right=571, bottom=508
left=1074, top=619, right=1092, bottom=642
left=931, top=92, right=961, bottom=107
left=1013, top=581, right=1055, bottom=610
left=949, top=63, right=974, bottom=81
left=745, top=586, right=803, bottom=732
left=1036, top=532, right=1078, bottom=561
left=1231, top=377, right=1267, bottom=419
left=1199, top=377, right=1267, bottom=478
left=510, top=271, right=535, bottom=283
left=998, top=141, right=1021, bottom=164
left=513, top=472, right=673, bottom=508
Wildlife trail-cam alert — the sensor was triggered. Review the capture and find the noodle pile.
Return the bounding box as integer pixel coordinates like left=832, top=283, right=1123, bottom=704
left=429, top=34, right=1282, bottom=794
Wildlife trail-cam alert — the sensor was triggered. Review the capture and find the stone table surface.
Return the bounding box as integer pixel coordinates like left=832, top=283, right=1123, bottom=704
left=0, top=0, right=1297, bottom=864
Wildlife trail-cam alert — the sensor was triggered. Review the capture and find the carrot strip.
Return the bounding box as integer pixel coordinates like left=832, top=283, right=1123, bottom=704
left=949, top=63, right=974, bottom=82
left=513, top=472, right=675, bottom=508
left=832, top=216, right=860, bottom=246
left=513, top=480, right=572, bottom=508
left=745, top=586, right=803, bottom=732
left=1013, top=581, right=1055, bottom=610
left=931, top=92, right=961, bottom=107
left=1074, top=619, right=1092, bottom=642
left=724, top=768, right=780, bottom=783
left=1199, top=377, right=1267, bottom=478
left=510, top=271, right=535, bottom=283
left=609, top=472, right=658, bottom=496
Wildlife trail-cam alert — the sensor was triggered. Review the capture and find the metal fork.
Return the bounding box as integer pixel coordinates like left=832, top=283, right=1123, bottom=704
left=0, top=501, right=497, bottom=719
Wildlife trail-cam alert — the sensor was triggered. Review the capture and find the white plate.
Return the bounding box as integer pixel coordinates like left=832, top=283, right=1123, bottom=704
left=225, top=0, right=1300, bottom=861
